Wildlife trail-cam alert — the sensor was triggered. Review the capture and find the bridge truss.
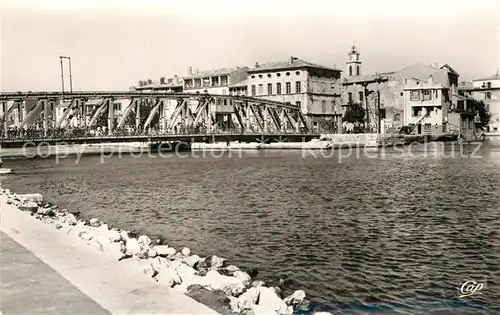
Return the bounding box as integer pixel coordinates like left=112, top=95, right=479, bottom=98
left=0, top=92, right=309, bottom=137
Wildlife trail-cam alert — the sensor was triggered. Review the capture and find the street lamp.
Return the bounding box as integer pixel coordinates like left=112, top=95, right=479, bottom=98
left=59, top=56, right=73, bottom=98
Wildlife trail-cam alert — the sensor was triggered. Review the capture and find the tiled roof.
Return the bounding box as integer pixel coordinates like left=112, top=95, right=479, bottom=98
left=230, top=79, right=249, bottom=88
left=343, top=72, right=394, bottom=84
left=248, top=57, right=340, bottom=73
left=183, top=67, right=248, bottom=79
left=473, top=71, right=500, bottom=81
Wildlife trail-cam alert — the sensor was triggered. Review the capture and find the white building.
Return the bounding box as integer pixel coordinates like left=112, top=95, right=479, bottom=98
left=470, top=71, right=500, bottom=132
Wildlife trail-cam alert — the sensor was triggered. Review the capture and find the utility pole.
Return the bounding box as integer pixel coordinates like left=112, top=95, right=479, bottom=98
left=59, top=56, right=73, bottom=97
left=363, top=82, right=370, bottom=131
left=374, top=73, right=383, bottom=134
left=59, top=56, right=65, bottom=99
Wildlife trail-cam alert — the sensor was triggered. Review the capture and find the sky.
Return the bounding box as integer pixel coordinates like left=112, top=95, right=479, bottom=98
left=1, top=0, right=499, bottom=91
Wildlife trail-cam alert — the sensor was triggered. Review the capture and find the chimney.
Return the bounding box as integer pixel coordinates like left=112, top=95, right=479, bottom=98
left=188, top=66, right=193, bottom=75
left=160, top=77, right=165, bottom=85
left=255, top=62, right=260, bottom=68
left=290, top=56, right=295, bottom=64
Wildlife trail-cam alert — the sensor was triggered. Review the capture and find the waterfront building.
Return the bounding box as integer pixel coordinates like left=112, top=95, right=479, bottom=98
left=245, top=56, right=343, bottom=132
left=135, top=76, right=184, bottom=93
left=341, top=45, right=466, bottom=134
left=182, top=66, right=249, bottom=95
left=461, top=71, right=500, bottom=132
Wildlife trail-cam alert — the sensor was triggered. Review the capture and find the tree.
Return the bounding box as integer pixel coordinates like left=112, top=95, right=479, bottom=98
left=469, top=99, right=491, bottom=129
left=343, top=102, right=365, bottom=125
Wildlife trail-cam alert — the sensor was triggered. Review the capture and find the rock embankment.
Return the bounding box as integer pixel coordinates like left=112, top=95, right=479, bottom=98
left=1, top=189, right=317, bottom=315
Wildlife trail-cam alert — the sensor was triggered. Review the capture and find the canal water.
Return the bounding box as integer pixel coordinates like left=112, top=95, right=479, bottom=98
left=2, top=142, right=500, bottom=314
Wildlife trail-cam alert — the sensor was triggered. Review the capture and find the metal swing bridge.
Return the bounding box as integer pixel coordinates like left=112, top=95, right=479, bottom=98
left=0, top=91, right=316, bottom=147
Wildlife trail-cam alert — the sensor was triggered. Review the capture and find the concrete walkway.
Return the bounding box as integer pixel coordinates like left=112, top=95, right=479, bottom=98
left=0, top=196, right=220, bottom=315
left=1, top=231, right=110, bottom=314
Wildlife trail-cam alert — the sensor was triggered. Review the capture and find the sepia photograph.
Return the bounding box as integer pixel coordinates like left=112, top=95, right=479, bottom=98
left=0, top=0, right=499, bottom=314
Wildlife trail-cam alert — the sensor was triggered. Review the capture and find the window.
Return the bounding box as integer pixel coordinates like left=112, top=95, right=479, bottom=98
left=277, top=83, right=281, bottom=94
left=321, top=100, right=327, bottom=113
left=434, top=90, right=438, bottom=98
left=251, top=85, right=256, bottom=96
left=486, top=91, right=492, bottom=100
left=258, top=84, right=263, bottom=95
left=356, top=66, right=360, bottom=76
left=258, top=75, right=263, bottom=79
left=331, top=101, right=336, bottom=113
left=424, top=124, right=431, bottom=133
left=296, top=101, right=301, bottom=108
left=296, top=71, right=300, bottom=75
left=286, top=82, right=291, bottom=94
left=267, top=74, right=272, bottom=78
left=276, top=73, right=281, bottom=77
left=348, top=92, right=353, bottom=103
left=296, top=81, right=301, bottom=93
left=349, top=66, right=353, bottom=76
left=423, top=90, right=431, bottom=101
left=286, top=72, right=290, bottom=76
left=487, top=82, right=492, bottom=88
left=359, top=91, right=364, bottom=102
left=267, top=83, right=272, bottom=95
left=410, top=91, right=420, bottom=101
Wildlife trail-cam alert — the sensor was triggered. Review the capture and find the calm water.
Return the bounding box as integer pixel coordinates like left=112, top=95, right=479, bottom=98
left=2, top=143, right=500, bottom=314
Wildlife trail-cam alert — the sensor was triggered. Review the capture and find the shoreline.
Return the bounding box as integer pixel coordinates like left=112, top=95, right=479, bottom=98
left=0, top=187, right=313, bottom=315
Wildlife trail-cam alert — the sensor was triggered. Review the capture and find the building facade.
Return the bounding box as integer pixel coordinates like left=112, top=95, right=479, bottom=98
left=470, top=72, right=500, bottom=132
left=182, top=66, right=249, bottom=95
left=245, top=56, right=343, bottom=131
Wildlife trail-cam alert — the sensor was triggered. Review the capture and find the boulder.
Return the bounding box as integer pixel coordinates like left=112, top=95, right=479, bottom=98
left=36, top=207, right=55, bottom=216
left=209, top=255, right=225, bottom=270
left=205, top=270, right=246, bottom=296
left=125, top=238, right=141, bottom=255
left=174, top=262, right=207, bottom=287
left=89, top=218, right=101, bottom=227
left=283, top=290, right=306, bottom=306
left=181, top=247, right=191, bottom=256
left=226, top=265, right=240, bottom=273
left=147, top=248, right=157, bottom=258
left=64, top=213, right=78, bottom=226
left=154, top=245, right=176, bottom=258
left=120, top=230, right=130, bottom=240
left=17, top=193, right=43, bottom=203
left=253, top=286, right=291, bottom=315
left=252, top=280, right=265, bottom=288
left=183, top=255, right=201, bottom=268
left=236, top=287, right=260, bottom=311
left=18, top=201, right=38, bottom=212
left=186, top=286, right=233, bottom=315
left=108, top=229, right=122, bottom=242
left=138, top=235, right=152, bottom=247
left=233, top=270, right=252, bottom=287
left=155, top=267, right=181, bottom=287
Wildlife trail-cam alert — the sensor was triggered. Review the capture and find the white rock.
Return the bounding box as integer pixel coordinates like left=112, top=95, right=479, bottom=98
left=155, top=267, right=181, bottom=287
left=147, top=248, right=157, bottom=258
left=237, top=287, right=260, bottom=310
left=181, top=247, right=191, bottom=256
left=149, top=256, right=170, bottom=271
left=17, top=193, right=43, bottom=203
left=284, top=290, right=306, bottom=305
left=252, top=280, right=265, bottom=287
left=64, top=213, right=78, bottom=226
left=205, top=270, right=246, bottom=296
left=183, top=255, right=200, bottom=268
left=36, top=207, right=54, bottom=216
left=104, top=242, right=126, bottom=258
left=89, top=218, right=101, bottom=227
left=120, top=230, right=130, bottom=240
left=174, top=263, right=207, bottom=287
left=253, top=287, right=291, bottom=315
left=229, top=296, right=241, bottom=313
left=125, top=238, right=141, bottom=255
left=138, top=235, right=152, bottom=246
left=18, top=200, right=38, bottom=212
left=233, top=270, right=252, bottom=287
left=97, top=224, right=109, bottom=232
left=210, top=255, right=225, bottom=269
left=226, top=265, right=240, bottom=273
left=154, top=245, right=176, bottom=258
left=108, top=229, right=122, bottom=242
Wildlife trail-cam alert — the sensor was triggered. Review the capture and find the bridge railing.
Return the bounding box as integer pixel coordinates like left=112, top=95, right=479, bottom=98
left=1, top=127, right=318, bottom=141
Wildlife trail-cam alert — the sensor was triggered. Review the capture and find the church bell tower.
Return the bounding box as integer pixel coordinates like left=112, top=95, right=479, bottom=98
left=346, top=45, right=361, bottom=77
